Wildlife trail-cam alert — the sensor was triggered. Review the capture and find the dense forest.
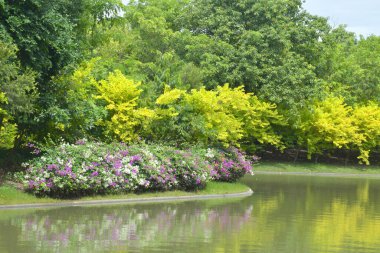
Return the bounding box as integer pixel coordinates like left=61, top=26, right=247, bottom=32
left=1, top=0, right=379, bottom=166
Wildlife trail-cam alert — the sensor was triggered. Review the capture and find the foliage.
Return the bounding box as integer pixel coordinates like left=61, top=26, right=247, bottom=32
left=297, top=97, right=380, bottom=164
left=37, top=59, right=107, bottom=142
left=0, top=0, right=80, bottom=81
left=154, top=85, right=285, bottom=149
left=0, top=0, right=379, bottom=166
left=298, top=97, right=360, bottom=159
left=322, top=35, right=380, bottom=104
left=96, top=70, right=156, bottom=142
left=22, top=142, right=253, bottom=197
left=206, top=147, right=255, bottom=182
left=0, top=42, right=38, bottom=114
left=0, top=92, right=17, bottom=149
left=351, top=103, right=380, bottom=164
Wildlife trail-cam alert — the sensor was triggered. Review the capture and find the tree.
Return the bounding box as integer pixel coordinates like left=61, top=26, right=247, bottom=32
left=0, top=41, right=38, bottom=144
left=297, top=97, right=362, bottom=160
left=322, top=35, right=380, bottom=104
left=0, top=0, right=80, bottom=82
left=153, top=84, right=285, bottom=149
left=0, top=92, right=17, bottom=149
left=351, top=103, right=380, bottom=164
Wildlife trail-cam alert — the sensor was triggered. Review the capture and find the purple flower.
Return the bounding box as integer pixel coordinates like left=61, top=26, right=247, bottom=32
left=91, top=171, right=99, bottom=177
left=75, top=139, right=86, bottom=145
left=105, top=154, right=113, bottom=163
left=113, top=160, right=123, bottom=169
left=47, top=164, right=58, bottom=171
left=28, top=180, right=36, bottom=189
left=57, top=170, right=67, bottom=176
left=210, top=169, right=218, bottom=177
left=119, top=150, right=129, bottom=157
left=115, top=170, right=122, bottom=176
left=129, top=155, right=142, bottom=165
left=196, top=178, right=201, bottom=185
left=222, top=159, right=234, bottom=169
left=32, top=148, right=41, bottom=155
left=26, top=142, right=35, bottom=148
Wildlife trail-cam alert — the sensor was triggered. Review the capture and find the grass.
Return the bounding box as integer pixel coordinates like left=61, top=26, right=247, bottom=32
left=0, top=181, right=250, bottom=206
left=255, top=161, right=380, bottom=174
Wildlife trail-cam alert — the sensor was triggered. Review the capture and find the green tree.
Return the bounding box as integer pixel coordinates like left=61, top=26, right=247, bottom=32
left=322, top=35, right=380, bottom=104
left=0, top=41, right=38, bottom=144
left=0, top=0, right=80, bottom=82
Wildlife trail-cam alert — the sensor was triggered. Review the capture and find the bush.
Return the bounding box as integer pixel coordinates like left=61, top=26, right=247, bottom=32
left=22, top=142, right=254, bottom=198
left=205, top=147, right=255, bottom=182
left=153, top=84, right=285, bottom=149
left=0, top=92, right=17, bottom=149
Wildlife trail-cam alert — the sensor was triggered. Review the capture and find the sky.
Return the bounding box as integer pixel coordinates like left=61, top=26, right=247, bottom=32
left=303, top=0, right=380, bottom=36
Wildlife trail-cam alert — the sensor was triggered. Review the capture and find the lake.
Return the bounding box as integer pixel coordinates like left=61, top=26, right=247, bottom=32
left=1, top=174, right=380, bottom=252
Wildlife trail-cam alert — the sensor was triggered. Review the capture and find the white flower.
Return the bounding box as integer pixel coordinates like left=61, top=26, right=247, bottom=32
left=205, top=148, right=215, bottom=158
left=57, top=157, right=64, bottom=165
left=83, top=150, right=92, bottom=159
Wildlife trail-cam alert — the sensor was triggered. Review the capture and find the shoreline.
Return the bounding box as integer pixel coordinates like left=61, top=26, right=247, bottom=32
left=0, top=188, right=253, bottom=210
left=254, top=171, right=380, bottom=178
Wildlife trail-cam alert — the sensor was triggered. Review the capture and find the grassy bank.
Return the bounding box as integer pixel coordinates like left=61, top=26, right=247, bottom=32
left=255, top=161, right=380, bottom=174
left=0, top=182, right=250, bottom=206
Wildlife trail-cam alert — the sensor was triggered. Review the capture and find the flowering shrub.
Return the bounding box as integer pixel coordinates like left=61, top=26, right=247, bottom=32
left=22, top=141, right=254, bottom=198
left=205, top=148, right=255, bottom=182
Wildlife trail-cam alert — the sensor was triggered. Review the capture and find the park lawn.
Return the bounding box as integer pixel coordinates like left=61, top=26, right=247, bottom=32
left=0, top=181, right=250, bottom=206
left=255, top=161, right=380, bottom=174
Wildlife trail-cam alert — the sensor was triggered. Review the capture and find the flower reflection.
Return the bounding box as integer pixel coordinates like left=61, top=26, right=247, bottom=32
left=2, top=200, right=252, bottom=252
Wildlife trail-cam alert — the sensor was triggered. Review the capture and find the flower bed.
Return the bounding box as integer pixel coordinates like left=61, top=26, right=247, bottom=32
left=22, top=141, right=254, bottom=198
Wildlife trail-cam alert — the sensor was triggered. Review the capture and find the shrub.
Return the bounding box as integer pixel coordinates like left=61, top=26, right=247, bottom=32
left=96, top=70, right=156, bottom=142
left=351, top=103, right=380, bottom=164
left=22, top=142, right=254, bottom=198
left=153, top=84, right=285, bottom=149
left=0, top=92, right=17, bottom=149
left=205, top=147, right=255, bottom=182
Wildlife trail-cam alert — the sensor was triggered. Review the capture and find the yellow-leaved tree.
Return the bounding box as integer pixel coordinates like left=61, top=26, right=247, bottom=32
left=0, top=92, right=17, bottom=149
left=351, top=103, right=380, bottom=164
left=298, top=97, right=364, bottom=160
left=96, top=70, right=155, bottom=142
left=154, top=84, right=285, bottom=148
left=217, top=85, right=286, bottom=149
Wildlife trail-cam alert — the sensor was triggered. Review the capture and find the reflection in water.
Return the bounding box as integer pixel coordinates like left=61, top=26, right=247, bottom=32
left=241, top=175, right=380, bottom=253
left=1, top=175, right=380, bottom=253
left=0, top=200, right=253, bottom=253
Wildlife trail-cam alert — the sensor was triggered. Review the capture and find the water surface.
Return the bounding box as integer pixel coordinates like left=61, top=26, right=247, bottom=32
left=1, top=174, right=380, bottom=252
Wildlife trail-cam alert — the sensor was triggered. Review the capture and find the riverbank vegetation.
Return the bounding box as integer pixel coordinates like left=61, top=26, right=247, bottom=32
left=0, top=181, right=250, bottom=205
left=1, top=0, right=380, bottom=194
left=255, top=161, right=380, bottom=174
left=19, top=142, right=253, bottom=198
